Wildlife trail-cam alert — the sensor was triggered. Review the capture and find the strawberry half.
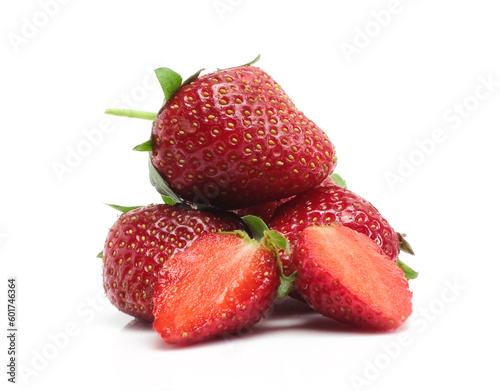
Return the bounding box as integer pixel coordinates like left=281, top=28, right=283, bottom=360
left=100, top=203, right=246, bottom=322
left=294, top=225, right=412, bottom=330
left=153, top=218, right=288, bottom=345
left=269, top=181, right=406, bottom=274
left=106, top=57, right=337, bottom=209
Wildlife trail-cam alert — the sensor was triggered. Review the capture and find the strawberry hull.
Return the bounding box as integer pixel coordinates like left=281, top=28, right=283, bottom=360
left=151, top=65, right=337, bottom=209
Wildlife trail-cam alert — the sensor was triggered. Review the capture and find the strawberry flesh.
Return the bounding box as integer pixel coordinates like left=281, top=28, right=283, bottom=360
left=269, top=184, right=401, bottom=276
left=294, top=225, right=412, bottom=330
left=153, top=232, right=279, bottom=345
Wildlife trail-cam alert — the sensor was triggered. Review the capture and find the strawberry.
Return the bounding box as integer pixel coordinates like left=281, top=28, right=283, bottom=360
left=153, top=218, right=288, bottom=345
left=294, top=225, right=412, bottom=330
left=100, top=203, right=246, bottom=322
left=269, top=182, right=405, bottom=274
left=106, top=57, right=337, bottom=209
left=233, top=199, right=283, bottom=224
left=233, top=176, right=337, bottom=223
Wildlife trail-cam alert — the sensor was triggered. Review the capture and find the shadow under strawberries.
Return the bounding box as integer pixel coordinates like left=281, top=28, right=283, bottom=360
left=115, top=295, right=397, bottom=351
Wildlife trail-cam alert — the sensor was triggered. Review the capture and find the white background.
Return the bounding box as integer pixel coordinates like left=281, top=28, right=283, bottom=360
left=1, top=0, right=499, bottom=390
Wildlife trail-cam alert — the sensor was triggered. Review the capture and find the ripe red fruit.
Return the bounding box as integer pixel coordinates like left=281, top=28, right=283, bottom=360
left=150, top=65, right=337, bottom=209
left=294, top=225, right=412, bottom=330
left=101, top=204, right=246, bottom=322
left=233, top=198, right=287, bottom=224
left=153, top=232, right=279, bottom=345
left=269, top=184, right=401, bottom=275
left=233, top=177, right=336, bottom=223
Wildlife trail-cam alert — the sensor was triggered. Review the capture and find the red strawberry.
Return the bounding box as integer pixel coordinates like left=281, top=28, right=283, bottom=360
left=101, top=203, right=246, bottom=322
left=269, top=184, right=402, bottom=275
left=149, top=62, right=337, bottom=209
left=294, top=225, right=412, bottom=330
left=233, top=177, right=336, bottom=223
left=153, top=230, right=280, bottom=345
left=233, top=198, right=290, bottom=224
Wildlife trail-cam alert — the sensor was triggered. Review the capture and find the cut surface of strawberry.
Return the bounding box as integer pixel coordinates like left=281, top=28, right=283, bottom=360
left=153, top=232, right=279, bottom=345
left=294, top=225, right=412, bottom=330
left=269, top=184, right=401, bottom=276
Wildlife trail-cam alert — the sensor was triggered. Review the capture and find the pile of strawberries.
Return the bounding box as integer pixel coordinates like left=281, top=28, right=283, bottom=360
left=100, top=56, right=417, bottom=345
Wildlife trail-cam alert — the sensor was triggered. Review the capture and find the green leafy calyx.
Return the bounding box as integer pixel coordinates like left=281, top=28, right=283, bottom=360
left=331, top=173, right=347, bottom=188
left=105, top=204, right=142, bottom=213
left=133, top=140, right=152, bottom=152
left=277, top=271, right=297, bottom=299
left=241, top=215, right=269, bottom=242
left=148, top=158, right=183, bottom=204
left=398, top=233, right=415, bottom=255
left=155, top=67, right=183, bottom=102
left=104, top=109, right=156, bottom=121
left=397, top=258, right=419, bottom=279
left=181, top=69, right=204, bottom=88
left=161, top=195, right=176, bottom=205
left=242, top=54, right=261, bottom=67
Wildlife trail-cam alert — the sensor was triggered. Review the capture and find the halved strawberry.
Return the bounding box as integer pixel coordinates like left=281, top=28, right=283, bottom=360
left=269, top=180, right=414, bottom=277
left=100, top=203, right=246, bottom=322
left=294, top=225, right=412, bottom=330
left=153, top=221, right=287, bottom=345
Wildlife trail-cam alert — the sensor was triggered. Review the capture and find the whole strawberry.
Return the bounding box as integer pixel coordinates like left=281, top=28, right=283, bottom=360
left=100, top=203, right=246, bottom=322
left=269, top=182, right=411, bottom=275
left=233, top=198, right=288, bottom=224
left=148, top=59, right=336, bottom=209
left=232, top=173, right=336, bottom=223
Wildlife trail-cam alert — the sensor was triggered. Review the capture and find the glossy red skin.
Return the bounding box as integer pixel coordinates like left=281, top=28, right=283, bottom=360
left=294, top=225, right=412, bottom=330
left=269, top=184, right=400, bottom=275
left=153, top=233, right=279, bottom=345
left=233, top=177, right=335, bottom=223
left=102, top=204, right=246, bottom=322
left=151, top=65, right=337, bottom=209
left=233, top=199, right=282, bottom=224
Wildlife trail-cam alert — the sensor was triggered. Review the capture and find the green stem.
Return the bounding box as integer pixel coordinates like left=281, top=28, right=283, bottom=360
left=104, top=109, right=157, bottom=121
